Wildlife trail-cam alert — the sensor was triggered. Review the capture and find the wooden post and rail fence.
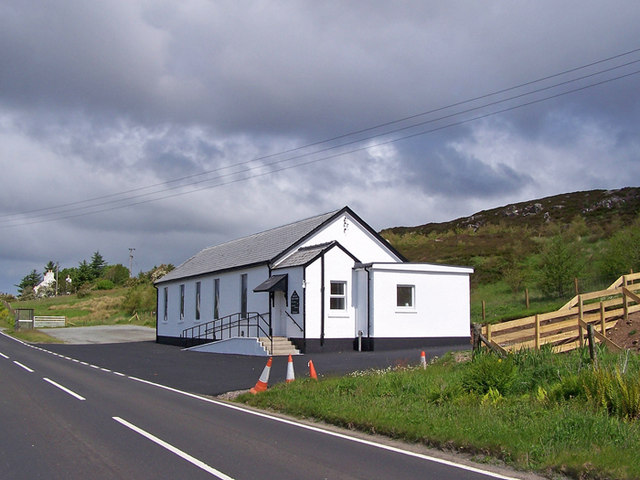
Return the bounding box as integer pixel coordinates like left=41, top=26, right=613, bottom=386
left=477, top=272, right=640, bottom=354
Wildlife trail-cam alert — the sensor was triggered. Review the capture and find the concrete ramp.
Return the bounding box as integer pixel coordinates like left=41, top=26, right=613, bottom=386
left=186, top=337, right=269, bottom=356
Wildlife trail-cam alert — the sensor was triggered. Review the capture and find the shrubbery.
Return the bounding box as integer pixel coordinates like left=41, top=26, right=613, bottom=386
left=122, top=282, right=156, bottom=315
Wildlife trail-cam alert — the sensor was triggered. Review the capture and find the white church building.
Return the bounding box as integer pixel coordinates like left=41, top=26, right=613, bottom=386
left=154, top=207, right=473, bottom=355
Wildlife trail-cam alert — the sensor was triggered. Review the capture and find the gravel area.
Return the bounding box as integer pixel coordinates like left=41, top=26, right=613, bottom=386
left=39, top=325, right=156, bottom=344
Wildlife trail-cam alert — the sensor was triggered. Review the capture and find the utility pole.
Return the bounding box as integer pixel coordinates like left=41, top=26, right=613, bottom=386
left=55, top=262, right=59, bottom=296
left=129, top=248, right=136, bottom=278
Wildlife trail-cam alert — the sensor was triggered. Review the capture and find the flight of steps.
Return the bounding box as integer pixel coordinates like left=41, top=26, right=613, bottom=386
left=259, top=337, right=300, bottom=356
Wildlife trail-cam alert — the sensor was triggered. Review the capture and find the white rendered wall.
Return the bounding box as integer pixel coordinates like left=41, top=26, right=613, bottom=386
left=303, top=259, right=322, bottom=339
left=157, top=264, right=270, bottom=339
left=296, top=212, right=400, bottom=264
left=370, top=266, right=471, bottom=338
left=322, top=247, right=357, bottom=338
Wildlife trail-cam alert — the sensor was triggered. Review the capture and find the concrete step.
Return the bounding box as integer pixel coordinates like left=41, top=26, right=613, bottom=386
left=258, top=337, right=300, bottom=356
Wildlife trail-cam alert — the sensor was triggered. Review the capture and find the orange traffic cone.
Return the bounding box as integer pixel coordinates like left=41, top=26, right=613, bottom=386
left=308, top=359, right=318, bottom=380
left=420, top=351, right=427, bottom=369
left=286, top=354, right=295, bottom=383
left=250, top=357, right=272, bottom=394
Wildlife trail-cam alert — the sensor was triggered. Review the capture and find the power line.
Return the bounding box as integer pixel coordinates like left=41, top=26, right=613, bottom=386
left=6, top=46, right=640, bottom=223
left=2, top=48, right=640, bottom=228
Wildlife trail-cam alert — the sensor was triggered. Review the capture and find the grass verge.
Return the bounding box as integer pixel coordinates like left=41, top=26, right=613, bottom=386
left=237, top=349, right=640, bottom=479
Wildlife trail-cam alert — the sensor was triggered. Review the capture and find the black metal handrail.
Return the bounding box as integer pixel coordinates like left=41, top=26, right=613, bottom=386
left=284, top=311, right=303, bottom=333
left=181, top=312, right=271, bottom=348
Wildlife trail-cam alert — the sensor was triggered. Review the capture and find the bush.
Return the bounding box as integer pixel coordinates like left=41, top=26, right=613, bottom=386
left=462, top=353, right=518, bottom=395
left=0, top=303, right=13, bottom=328
left=76, top=284, right=92, bottom=298
left=95, top=279, right=115, bottom=290
left=122, top=283, right=156, bottom=314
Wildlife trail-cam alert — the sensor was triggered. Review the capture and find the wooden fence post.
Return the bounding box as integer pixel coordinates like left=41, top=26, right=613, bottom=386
left=535, top=314, right=540, bottom=350
left=525, top=288, right=530, bottom=309
left=486, top=323, right=492, bottom=344
left=578, top=295, right=584, bottom=348
left=472, top=323, right=481, bottom=352
left=586, top=323, right=597, bottom=366
left=574, top=277, right=579, bottom=296
left=599, top=301, right=606, bottom=335
left=482, top=300, right=486, bottom=323
left=623, top=275, right=629, bottom=322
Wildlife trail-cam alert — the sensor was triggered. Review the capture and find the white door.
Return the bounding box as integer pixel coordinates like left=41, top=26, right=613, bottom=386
left=272, top=292, right=287, bottom=337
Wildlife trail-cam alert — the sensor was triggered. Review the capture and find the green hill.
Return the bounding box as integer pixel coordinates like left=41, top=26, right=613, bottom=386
left=381, top=187, right=640, bottom=323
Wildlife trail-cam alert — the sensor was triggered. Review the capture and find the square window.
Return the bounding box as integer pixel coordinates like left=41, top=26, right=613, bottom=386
left=330, top=281, right=346, bottom=310
left=397, top=285, right=414, bottom=308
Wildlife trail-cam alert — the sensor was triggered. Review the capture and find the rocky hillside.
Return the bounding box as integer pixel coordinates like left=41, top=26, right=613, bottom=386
left=385, top=187, right=640, bottom=236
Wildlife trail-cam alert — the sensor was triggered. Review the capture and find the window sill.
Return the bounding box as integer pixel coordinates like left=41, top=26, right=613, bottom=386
left=328, top=313, right=349, bottom=318
left=395, top=309, right=417, bottom=314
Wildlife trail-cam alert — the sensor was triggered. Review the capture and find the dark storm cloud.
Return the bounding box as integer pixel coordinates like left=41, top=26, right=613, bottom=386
left=1, top=0, right=640, bottom=293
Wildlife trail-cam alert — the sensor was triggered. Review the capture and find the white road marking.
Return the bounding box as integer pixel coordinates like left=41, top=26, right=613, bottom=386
left=113, top=417, right=235, bottom=480
left=129, top=376, right=521, bottom=480
left=0, top=352, right=9, bottom=359
left=43, top=378, right=86, bottom=401
left=13, top=361, right=34, bottom=372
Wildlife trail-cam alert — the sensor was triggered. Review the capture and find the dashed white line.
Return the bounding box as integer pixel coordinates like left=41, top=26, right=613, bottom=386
left=13, top=361, right=34, bottom=372
left=113, top=417, right=235, bottom=480
left=0, top=352, right=9, bottom=359
left=43, top=378, right=86, bottom=401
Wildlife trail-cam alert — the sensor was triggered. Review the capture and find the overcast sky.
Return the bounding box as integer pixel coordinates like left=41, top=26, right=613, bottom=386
left=1, top=1, right=639, bottom=294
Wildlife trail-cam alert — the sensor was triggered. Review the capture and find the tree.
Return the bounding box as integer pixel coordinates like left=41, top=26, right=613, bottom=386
left=16, top=270, right=42, bottom=297
left=538, top=234, right=582, bottom=298
left=600, top=222, right=640, bottom=279
left=76, top=260, right=93, bottom=285
left=90, top=251, right=107, bottom=279
left=103, top=264, right=130, bottom=286
left=44, top=260, right=56, bottom=274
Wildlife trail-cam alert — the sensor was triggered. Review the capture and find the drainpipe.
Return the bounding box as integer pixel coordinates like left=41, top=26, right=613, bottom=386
left=302, top=268, right=307, bottom=352
left=320, top=253, right=325, bottom=347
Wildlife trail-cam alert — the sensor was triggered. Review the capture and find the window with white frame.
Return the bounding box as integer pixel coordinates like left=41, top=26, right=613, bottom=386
left=179, top=284, right=185, bottom=320
left=195, top=281, right=201, bottom=320
left=240, top=274, right=248, bottom=318
left=213, top=278, right=220, bottom=320
left=396, top=284, right=415, bottom=308
left=163, top=287, right=168, bottom=322
left=329, top=281, right=347, bottom=310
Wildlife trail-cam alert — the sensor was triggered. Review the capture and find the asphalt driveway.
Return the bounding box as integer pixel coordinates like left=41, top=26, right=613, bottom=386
left=36, top=326, right=469, bottom=395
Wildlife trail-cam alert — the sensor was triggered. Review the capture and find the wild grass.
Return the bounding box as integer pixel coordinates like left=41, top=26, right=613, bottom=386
left=237, top=349, right=640, bottom=479
left=8, top=287, right=156, bottom=328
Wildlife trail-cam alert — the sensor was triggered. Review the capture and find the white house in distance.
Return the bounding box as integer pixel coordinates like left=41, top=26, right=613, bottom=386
left=154, top=207, right=473, bottom=355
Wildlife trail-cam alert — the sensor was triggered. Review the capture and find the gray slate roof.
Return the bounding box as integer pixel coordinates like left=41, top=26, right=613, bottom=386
left=156, top=209, right=342, bottom=284
left=274, top=242, right=335, bottom=269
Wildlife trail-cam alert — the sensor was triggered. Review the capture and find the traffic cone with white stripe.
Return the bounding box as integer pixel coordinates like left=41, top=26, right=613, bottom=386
left=286, top=354, right=295, bottom=383
left=420, top=351, right=427, bottom=369
left=308, top=359, right=318, bottom=380
left=250, top=357, right=272, bottom=394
